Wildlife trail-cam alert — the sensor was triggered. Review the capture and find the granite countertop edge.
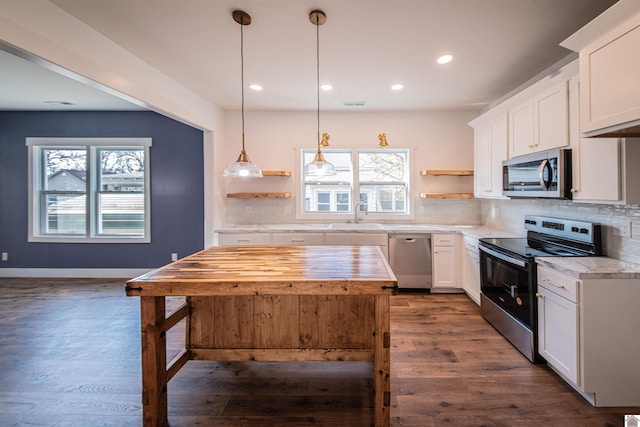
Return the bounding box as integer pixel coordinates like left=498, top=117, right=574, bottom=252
left=536, top=257, right=640, bottom=279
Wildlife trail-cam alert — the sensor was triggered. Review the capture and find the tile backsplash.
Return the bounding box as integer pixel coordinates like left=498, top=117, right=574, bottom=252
left=481, top=198, right=640, bottom=264
left=223, top=196, right=640, bottom=264
left=224, top=197, right=482, bottom=226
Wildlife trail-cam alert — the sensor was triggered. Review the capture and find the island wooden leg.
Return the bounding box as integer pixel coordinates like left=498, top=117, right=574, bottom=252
left=374, top=295, right=391, bottom=427
left=140, top=296, right=168, bottom=427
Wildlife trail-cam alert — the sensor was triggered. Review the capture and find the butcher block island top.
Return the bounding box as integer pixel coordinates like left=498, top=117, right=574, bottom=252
left=126, top=245, right=397, bottom=427
left=128, top=245, right=397, bottom=295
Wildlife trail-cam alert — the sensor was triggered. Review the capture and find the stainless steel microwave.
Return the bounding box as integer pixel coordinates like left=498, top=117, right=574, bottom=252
left=502, top=148, right=572, bottom=199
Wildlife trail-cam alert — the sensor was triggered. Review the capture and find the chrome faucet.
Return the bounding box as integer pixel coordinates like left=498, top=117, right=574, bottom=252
left=353, top=202, right=368, bottom=224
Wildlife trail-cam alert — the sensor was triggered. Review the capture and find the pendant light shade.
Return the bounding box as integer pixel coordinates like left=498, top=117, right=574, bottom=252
left=224, top=10, right=262, bottom=178
left=304, top=10, right=336, bottom=177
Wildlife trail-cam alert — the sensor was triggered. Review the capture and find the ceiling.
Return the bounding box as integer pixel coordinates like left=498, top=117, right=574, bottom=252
left=0, top=0, right=618, bottom=113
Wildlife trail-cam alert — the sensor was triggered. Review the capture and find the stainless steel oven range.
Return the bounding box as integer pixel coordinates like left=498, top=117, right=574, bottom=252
left=479, top=215, right=601, bottom=362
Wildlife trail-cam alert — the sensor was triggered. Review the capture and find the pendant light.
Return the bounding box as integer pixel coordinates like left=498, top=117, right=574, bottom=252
left=304, top=10, right=336, bottom=177
left=224, top=10, right=262, bottom=178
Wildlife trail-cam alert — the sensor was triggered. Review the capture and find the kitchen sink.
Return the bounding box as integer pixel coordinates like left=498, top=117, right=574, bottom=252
left=328, top=223, right=384, bottom=230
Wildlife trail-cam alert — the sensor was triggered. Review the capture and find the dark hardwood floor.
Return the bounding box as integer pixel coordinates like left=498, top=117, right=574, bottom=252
left=0, top=278, right=636, bottom=426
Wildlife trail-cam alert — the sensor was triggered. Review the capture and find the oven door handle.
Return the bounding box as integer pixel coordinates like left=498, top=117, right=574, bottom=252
left=479, top=245, right=526, bottom=268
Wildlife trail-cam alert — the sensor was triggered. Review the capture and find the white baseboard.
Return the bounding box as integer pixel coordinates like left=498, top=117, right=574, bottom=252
left=0, top=268, right=152, bottom=278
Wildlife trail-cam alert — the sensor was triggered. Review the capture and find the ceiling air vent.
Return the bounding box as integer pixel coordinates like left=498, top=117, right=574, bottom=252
left=343, top=101, right=366, bottom=107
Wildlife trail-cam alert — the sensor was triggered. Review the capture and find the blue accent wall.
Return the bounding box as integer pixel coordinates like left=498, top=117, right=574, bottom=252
left=0, top=111, right=204, bottom=269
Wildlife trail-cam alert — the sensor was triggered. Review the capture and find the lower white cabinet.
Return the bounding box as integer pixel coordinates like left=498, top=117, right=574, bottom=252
left=537, top=268, right=579, bottom=384
left=271, top=233, right=324, bottom=246
left=461, top=235, right=481, bottom=304
left=432, top=234, right=460, bottom=289
left=218, top=231, right=388, bottom=259
left=536, top=264, right=640, bottom=407
left=218, top=233, right=271, bottom=246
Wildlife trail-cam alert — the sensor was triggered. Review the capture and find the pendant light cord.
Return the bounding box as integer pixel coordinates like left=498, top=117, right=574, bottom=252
left=316, top=17, right=320, bottom=150
left=241, top=18, right=246, bottom=153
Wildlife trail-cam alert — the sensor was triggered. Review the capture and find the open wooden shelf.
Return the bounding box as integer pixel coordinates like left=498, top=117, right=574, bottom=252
left=420, top=169, right=474, bottom=176
left=261, top=170, right=291, bottom=177
left=227, top=192, right=291, bottom=199
left=420, top=192, right=474, bottom=199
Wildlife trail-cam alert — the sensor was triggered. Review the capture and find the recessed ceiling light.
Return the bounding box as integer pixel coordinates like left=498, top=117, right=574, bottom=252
left=391, top=84, right=404, bottom=91
left=320, top=84, right=333, bottom=91
left=437, top=54, right=453, bottom=64
left=249, top=84, right=263, bottom=91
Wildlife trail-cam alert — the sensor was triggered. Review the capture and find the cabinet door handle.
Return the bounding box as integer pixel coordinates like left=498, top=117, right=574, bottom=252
left=542, top=278, right=565, bottom=289
left=535, top=292, right=544, bottom=298
left=571, top=188, right=579, bottom=193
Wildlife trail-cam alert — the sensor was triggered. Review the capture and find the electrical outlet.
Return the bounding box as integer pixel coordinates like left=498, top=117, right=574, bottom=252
left=284, top=206, right=291, bottom=214
left=245, top=206, right=252, bottom=214
left=1, top=252, right=7, bottom=261
left=171, top=253, right=178, bottom=262
left=613, top=220, right=631, bottom=238
left=419, top=206, right=425, bottom=214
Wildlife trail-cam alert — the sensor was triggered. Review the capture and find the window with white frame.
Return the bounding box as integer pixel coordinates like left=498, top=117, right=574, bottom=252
left=27, top=138, right=151, bottom=243
left=301, top=148, right=410, bottom=217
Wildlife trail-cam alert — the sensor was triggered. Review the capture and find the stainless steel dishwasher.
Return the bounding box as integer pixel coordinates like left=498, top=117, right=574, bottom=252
left=388, top=234, right=432, bottom=289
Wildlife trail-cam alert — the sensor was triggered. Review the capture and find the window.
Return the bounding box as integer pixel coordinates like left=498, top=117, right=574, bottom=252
left=300, top=148, right=410, bottom=219
left=27, top=138, right=151, bottom=243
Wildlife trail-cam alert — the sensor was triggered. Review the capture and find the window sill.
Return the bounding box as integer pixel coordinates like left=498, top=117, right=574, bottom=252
left=28, top=236, right=150, bottom=244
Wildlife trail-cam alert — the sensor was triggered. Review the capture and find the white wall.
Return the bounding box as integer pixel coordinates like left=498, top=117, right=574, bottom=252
left=220, top=109, right=482, bottom=225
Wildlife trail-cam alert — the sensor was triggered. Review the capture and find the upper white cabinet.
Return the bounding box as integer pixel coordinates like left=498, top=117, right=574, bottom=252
left=568, top=77, right=640, bottom=204
left=509, top=81, right=570, bottom=157
left=471, top=112, right=508, bottom=198
left=561, top=0, right=640, bottom=137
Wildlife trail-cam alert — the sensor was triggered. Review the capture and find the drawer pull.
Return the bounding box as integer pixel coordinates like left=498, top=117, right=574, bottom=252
left=465, top=244, right=476, bottom=250
left=439, top=239, right=450, bottom=243
left=542, top=278, right=565, bottom=289
left=291, top=239, right=305, bottom=243
left=237, top=239, right=251, bottom=243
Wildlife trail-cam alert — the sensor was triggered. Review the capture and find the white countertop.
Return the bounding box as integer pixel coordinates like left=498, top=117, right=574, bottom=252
left=536, top=257, right=640, bottom=279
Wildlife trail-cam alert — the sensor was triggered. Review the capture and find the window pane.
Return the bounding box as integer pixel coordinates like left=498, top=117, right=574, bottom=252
left=98, top=193, right=145, bottom=235
left=358, top=151, right=407, bottom=182
left=99, top=149, right=145, bottom=192
left=358, top=150, right=409, bottom=213
left=43, top=149, right=87, bottom=190
left=303, top=150, right=353, bottom=212
left=360, top=184, right=407, bottom=212
left=336, top=192, right=350, bottom=211
left=45, top=194, right=86, bottom=234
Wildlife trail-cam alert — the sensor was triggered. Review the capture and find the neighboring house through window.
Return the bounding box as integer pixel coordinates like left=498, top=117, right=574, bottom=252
left=27, top=138, right=151, bottom=243
left=300, top=148, right=411, bottom=219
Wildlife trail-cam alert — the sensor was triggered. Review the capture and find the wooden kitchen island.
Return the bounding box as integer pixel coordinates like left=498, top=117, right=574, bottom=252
left=126, top=245, right=397, bottom=427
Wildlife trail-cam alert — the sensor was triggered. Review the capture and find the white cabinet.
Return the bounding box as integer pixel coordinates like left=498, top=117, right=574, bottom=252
left=432, top=234, right=459, bottom=289
left=272, top=233, right=324, bottom=246
left=509, top=81, right=570, bottom=157
left=537, top=267, right=580, bottom=384
left=472, top=112, right=508, bottom=198
left=461, top=235, right=480, bottom=304
left=218, top=233, right=272, bottom=246
left=561, top=1, right=640, bottom=137
left=324, top=232, right=389, bottom=259
left=570, top=78, right=640, bottom=204
left=536, top=263, right=640, bottom=407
